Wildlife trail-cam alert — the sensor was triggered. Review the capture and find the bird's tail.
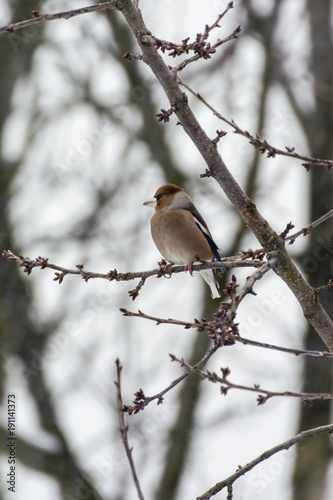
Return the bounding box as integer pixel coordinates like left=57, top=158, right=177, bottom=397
left=200, top=269, right=220, bottom=299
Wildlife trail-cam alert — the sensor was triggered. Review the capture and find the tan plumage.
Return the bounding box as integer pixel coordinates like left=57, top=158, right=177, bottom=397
left=143, top=184, right=221, bottom=298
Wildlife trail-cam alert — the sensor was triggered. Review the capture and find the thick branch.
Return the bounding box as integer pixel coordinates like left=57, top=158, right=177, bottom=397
left=196, top=423, right=333, bottom=500
left=115, top=0, right=333, bottom=351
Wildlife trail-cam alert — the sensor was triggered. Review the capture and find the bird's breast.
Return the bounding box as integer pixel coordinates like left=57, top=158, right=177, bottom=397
left=150, top=209, right=213, bottom=264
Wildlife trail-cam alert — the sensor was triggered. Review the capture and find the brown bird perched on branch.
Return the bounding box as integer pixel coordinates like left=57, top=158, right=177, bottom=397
left=143, top=184, right=221, bottom=298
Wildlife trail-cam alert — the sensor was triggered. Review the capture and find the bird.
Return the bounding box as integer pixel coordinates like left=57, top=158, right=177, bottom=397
left=143, top=183, right=221, bottom=298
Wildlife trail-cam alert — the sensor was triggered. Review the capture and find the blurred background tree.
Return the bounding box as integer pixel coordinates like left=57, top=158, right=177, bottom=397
left=0, top=1, right=332, bottom=499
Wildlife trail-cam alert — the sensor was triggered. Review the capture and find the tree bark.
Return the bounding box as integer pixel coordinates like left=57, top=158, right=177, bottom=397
left=116, top=0, right=333, bottom=350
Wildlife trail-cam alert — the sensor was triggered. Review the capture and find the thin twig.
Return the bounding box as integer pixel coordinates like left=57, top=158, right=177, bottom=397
left=172, top=25, right=241, bottom=73
left=119, top=309, right=333, bottom=358
left=235, top=335, right=333, bottom=359
left=122, top=261, right=280, bottom=414
left=122, top=257, right=277, bottom=344
left=177, top=76, right=333, bottom=170
left=0, top=2, right=116, bottom=33
left=235, top=257, right=278, bottom=304
left=171, top=356, right=333, bottom=404
left=196, top=423, right=333, bottom=499
left=122, top=343, right=219, bottom=414
left=149, top=2, right=239, bottom=73
left=285, top=209, right=333, bottom=243
left=115, top=359, right=145, bottom=500
left=316, top=281, right=333, bottom=294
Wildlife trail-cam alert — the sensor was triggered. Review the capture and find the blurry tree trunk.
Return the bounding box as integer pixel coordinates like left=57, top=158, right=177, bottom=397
left=292, top=1, right=333, bottom=499
left=0, top=4, right=103, bottom=499
left=154, top=299, right=212, bottom=500
left=0, top=0, right=43, bottom=412
left=107, top=10, right=185, bottom=185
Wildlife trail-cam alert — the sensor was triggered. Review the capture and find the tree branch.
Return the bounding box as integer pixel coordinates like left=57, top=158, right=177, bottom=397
left=171, top=356, right=333, bottom=405
left=122, top=343, right=219, bottom=414
left=115, top=359, right=145, bottom=500
left=0, top=2, right=116, bottom=33
left=285, top=209, right=333, bottom=243
left=177, top=76, right=333, bottom=170
left=119, top=309, right=333, bottom=358
left=148, top=1, right=238, bottom=73
left=115, top=0, right=333, bottom=351
left=2, top=1, right=332, bottom=346
left=196, top=423, right=333, bottom=500
left=121, top=257, right=278, bottom=343
left=1, top=249, right=264, bottom=298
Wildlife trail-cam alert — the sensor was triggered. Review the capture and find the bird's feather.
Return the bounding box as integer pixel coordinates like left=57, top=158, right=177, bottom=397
left=144, top=184, right=221, bottom=298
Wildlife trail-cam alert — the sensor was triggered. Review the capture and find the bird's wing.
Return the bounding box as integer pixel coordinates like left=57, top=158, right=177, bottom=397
left=184, top=205, right=221, bottom=262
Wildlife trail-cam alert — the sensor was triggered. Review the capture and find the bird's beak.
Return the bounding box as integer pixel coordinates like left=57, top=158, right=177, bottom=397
left=143, top=197, right=157, bottom=209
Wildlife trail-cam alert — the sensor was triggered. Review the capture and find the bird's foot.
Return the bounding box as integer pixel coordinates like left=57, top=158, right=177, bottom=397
left=158, top=259, right=174, bottom=274
left=184, top=261, right=194, bottom=276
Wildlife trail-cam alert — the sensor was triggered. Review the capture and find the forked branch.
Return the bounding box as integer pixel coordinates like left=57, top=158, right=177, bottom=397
left=115, top=0, right=333, bottom=351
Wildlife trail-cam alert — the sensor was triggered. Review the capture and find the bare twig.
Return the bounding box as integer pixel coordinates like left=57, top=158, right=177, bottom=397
left=119, top=309, right=333, bottom=358
left=172, top=25, right=241, bottom=73
left=121, top=261, right=284, bottom=414
left=177, top=76, right=333, bottom=170
left=0, top=2, right=116, bottom=33
left=203, top=2, right=235, bottom=34
left=121, top=258, right=277, bottom=344
left=316, top=280, right=333, bottom=294
left=150, top=2, right=239, bottom=73
left=122, top=343, right=219, bottom=414
left=171, top=356, right=333, bottom=405
left=285, top=209, right=333, bottom=244
left=119, top=308, right=200, bottom=329
left=1, top=249, right=264, bottom=298
left=235, top=256, right=278, bottom=303
left=196, top=423, right=333, bottom=500
left=115, top=359, right=145, bottom=500
left=235, top=335, right=333, bottom=359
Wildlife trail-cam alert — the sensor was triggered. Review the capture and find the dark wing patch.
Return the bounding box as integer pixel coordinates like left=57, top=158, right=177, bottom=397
left=184, top=204, right=209, bottom=231
left=195, top=221, right=221, bottom=261
left=183, top=204, right=221, bottom=261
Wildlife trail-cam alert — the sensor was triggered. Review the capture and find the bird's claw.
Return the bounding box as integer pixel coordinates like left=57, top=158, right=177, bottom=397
left=184, top=261, right=194, bottom=276
left=158, top=260, right=174, bottom=277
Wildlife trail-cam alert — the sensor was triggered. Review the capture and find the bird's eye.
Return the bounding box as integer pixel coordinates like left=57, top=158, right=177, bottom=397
left=156, top=193, right=164, bottom=201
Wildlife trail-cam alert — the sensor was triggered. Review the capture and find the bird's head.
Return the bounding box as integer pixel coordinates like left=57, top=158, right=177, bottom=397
left=143, top=184, right=186, bottom=212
